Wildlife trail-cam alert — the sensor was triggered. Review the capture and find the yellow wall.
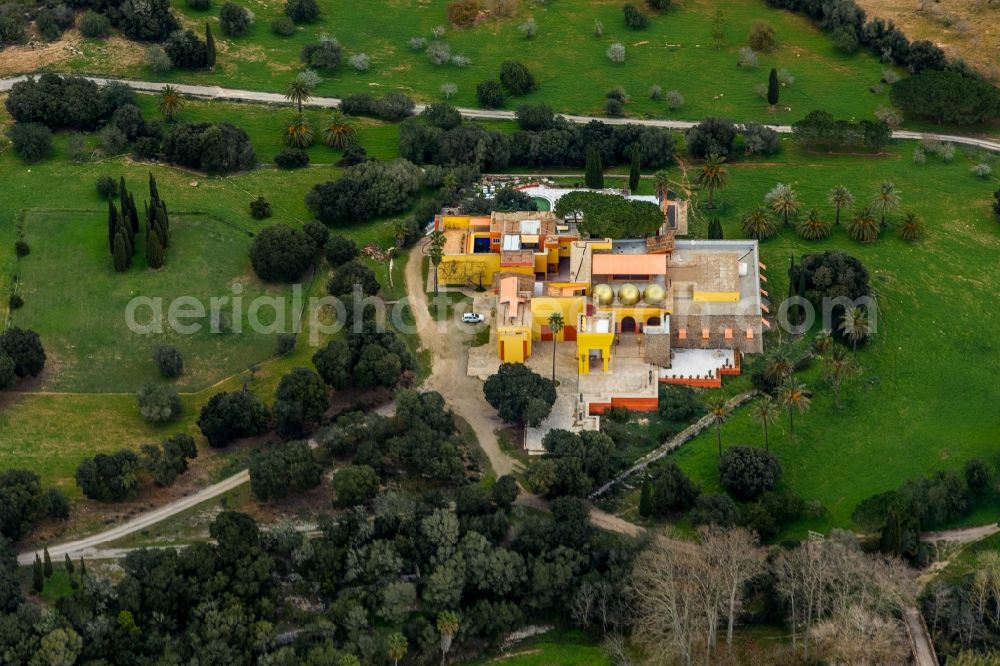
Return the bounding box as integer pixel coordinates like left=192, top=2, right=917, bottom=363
left=577, top=331, right=614, bottom=374
left=529, top=297, right=586, bottom=340
left=498, top=328, right=531, bottom=362
left=693, top=291, right=740, bottom=302
left=438, top=254, right=524, bottom=286
left=441, top=215, right=472, bottom=230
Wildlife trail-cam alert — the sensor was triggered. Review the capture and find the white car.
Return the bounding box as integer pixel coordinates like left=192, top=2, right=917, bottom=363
left=462, top=313, right=485, bottom=324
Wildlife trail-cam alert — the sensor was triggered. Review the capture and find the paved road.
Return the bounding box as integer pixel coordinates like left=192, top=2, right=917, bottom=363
left=1, top=75, right=997, bottom=153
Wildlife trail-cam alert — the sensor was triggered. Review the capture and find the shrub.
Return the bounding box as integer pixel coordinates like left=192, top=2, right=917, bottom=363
left=14, top=241, right=30, bottom=257
left=36, top=5, right=74, bottom=41
left=250, top=441, right=321, bottom=500
left=137, top=383, right=182, bottom=423
left=276, top=333, right=297, bottom=355
left=147, top=46, right=173, bottom=74
left=301, top=37, right=342, bottom=69
left=333, top=465, right=380, bottom=507
left=519, top=18, right=537, bottom=38
left=284, top=0, right=319, bottom=22
left=187, top=0, right=211, bottom=9
left=639, top=462, right=700, bottom=517
left=250, top=224, right=315, bottom=282
left=647, top=0, right=669, bottom=8
left=658, top=385, right=704, bottom=422
left=161, top=122, right=256, bottom=173
left=690, top=492, right=738, bottom=527
left=972, top=163, right=993, bottom=178
left=622, top=3, right=649, bottom=28
left=79, top=11, right=112, bottom=38
left=274, top=147, right=309, bottom=169
left=7, top=123, right=52, bottom=162
left=0, top=12, right=26, bottom=46
left=737, top=46, right=758, bottom=68
left=606, top=42, right=626, bottom=63
left=302, top=220, right=329, bottom=252
left=440, top=82, right=458, bottom=99
left=603, top=98, right=624, bottom=117
left=250, top=196, right=273, bottom=219
left=325, top=235, right=358, bottom=267
left=219, top=2, right=253, bottom=36
left=719, top=446, right=782, bottom=501
left=593, top=18, right=604, bottom=36
left=665, top=90, right=684, bottom=110
left=912, top=146, right=926, bottom=165
left=197, top=390, right=270, bottom=447
left=75, top=450, right=140, bottom=501
left=115, top=0, right=179, bottom=42
left=476, top=80, right=504, bottom=108
left=409, top=36, right=427, bottom=51
left=499, top=61, right=535, bottom=96
left=649, top=85, right=662, bottom=100
left=154, top=345, right=183, bottom=378
left=376, top=92, right=415, bottom=120
left=686, top=117, right=737, bottom=158
left=422, top=102, right=463, bottom=130
left=831, top=25, right=858, bottom=54
left=741, top=123, right=780, bottom=155
left=271, top=16, right=295, bottom=36
left=97, top=126, right=127, bottom=156
left=426, top=40, right=452, bottom=66
left=451, top=54, right=471, bottom=67
left=96, top=175, right=119, bottom=199
left=447, top=0, right=479, bottom=27
left=748, top=21, right=776, bottom=52
left=9, top=295, right=23, bottom=310
left=349, top=53, right=371, bottom=71
left=327, top=260, right=379, bottom=297
left=964, top=459, right=991, bottom=493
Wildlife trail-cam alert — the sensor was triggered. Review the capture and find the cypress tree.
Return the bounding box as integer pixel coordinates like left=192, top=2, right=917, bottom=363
left=628, top=147, right=641, bottom=192
left=767, top=68, right=779, bottom=107
left=638, top=477, right=653, bottom=517
left=147, top=224, right=165, bottom=268
left=43, top=548, right=52, bottom=578
left=127, top=191, right=139, bottom=235
left=584, top=145, right=604, bottom=189
left=708, top=218, right=724, bottom=239
left=149, top=172, right=160, bottom=207
left=79, top=557, right=86, bottom=577
left=32, top=555, right=44, bottom=593
left=64, top=553, right=74, bottom=575
left=156, top=201, right=169, bottom=247
left=108, top=199, right=118, bottom=254
left=206, top=23, right=216, bottom=69
left=113, top=232, right=130, bottom=272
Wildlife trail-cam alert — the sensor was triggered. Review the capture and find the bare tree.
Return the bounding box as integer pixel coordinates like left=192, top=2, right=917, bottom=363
left=810, top=605, right=909, bottom=665
left=699, top=525, right=765, bottom=645
left=631, top=538, right=710, bottom=666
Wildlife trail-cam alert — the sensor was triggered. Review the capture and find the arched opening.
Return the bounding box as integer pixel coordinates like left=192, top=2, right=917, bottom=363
left=620, top=316, right=636, bottom=333
left=646, top=316, right=661, bottom=327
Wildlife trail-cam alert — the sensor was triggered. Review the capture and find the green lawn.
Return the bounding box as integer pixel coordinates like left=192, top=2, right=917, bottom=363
left=463, top=629, right=610, bottom=665
left=51, top=0, right=901, bottom=124
left=638, top=138, right=1000, bottom=537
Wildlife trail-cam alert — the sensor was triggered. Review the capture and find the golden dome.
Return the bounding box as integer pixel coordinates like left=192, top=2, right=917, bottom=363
left=618, top=283, right=640, bottom=305
left=643, top=283, right=666, bottom=304
left=593, top=283, right=614, bottom=306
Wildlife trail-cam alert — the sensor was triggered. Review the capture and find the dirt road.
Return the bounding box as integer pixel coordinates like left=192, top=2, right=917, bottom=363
left=405, top=239, right=521, bottom=477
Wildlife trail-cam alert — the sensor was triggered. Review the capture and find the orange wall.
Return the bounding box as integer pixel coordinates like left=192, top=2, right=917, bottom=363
left=588, top=397, right=659, bottom=415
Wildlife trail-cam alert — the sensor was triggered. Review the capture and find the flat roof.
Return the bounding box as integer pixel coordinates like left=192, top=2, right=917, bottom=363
left=592, top=254, right=667, bottom=275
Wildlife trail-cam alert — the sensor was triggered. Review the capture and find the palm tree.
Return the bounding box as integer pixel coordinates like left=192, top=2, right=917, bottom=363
left=870, top=181, right=900, bottom=228
left=766, top=182, right=800, bottom=227
left=652, top=169, right=671, bottom=201
left=796, top=209, right=830, bottom=240
left=897, top=211, right=925, bottom=242
left=707, top=395, right=728, bottom=457
left=387, top=631, right=408, bottom=666
left=778, top=377, right=811, bottom=436
left=846, top=206, right=880, bottom=243
left=158, top=85, right=183, bottom=122
left=437, top=611, right=460, bottom=666
left=321, top=109, right=357, bottom=149
left=839, top=306, right=871, bottom=358
left=696, top=153, right=728, bottom=209
left=285, top=77, right=313, bottom=114
left=282, top=114, right=314, bottom=148
left=824, top=345, right=855, bottom=408
left=811, top=329, right=833, bottom=356
left=751, top=398, right=780, bottom=451
left=548, top=312, right=564, bottom=383
left=427, top=230, right=446, bottom=295
left=827, top=185, right=853, bottom=227
left=740, top=206, right=777, bottom=240
left=763, top=349, right=792, bottom=387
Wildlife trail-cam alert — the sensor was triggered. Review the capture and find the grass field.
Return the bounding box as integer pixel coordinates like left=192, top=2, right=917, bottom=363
left=42, top=0, right=901, bottom=124
left=619, top=137, right=1000, bottom=536
left=463, top=629, right=611, bottom=665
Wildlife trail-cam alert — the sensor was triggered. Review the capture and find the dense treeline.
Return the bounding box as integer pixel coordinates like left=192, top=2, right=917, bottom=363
left=400, top=102, right=676, bottom=171
left=5, top=75, right=135, bottom=131
left=0, top=469, right=67, bottom=541
left=553, top=191, right=664, bottom=238
left=75, top=434, right=197, bottom=500
left=306, top=159, right=422, bottom=226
